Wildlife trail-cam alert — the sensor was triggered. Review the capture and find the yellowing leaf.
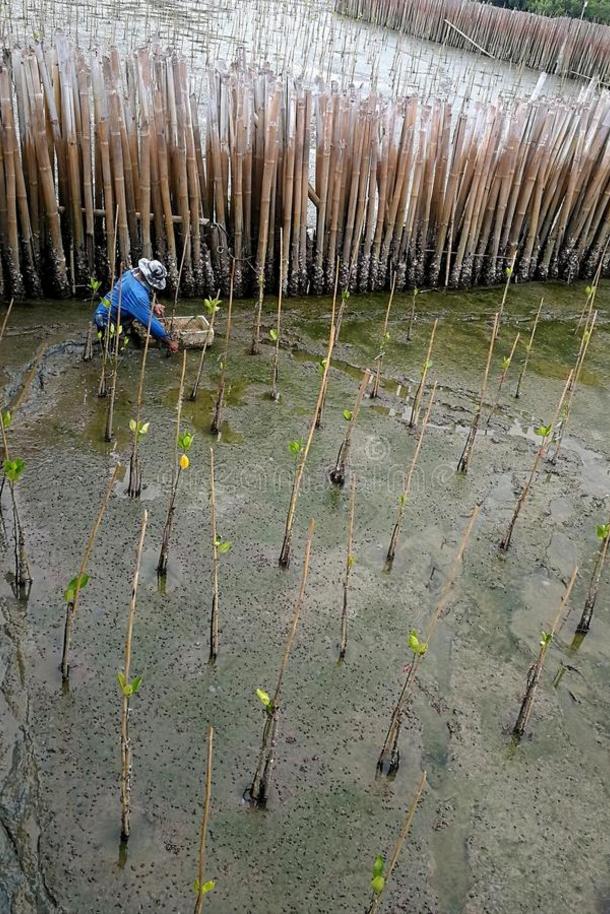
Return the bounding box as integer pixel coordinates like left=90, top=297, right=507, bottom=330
left=180, top=454, right=190, bottom=470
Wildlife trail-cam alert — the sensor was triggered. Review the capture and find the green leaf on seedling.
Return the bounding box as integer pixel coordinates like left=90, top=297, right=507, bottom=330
left=1, top=409, right=11, bottom=429
left=3, top=457, right=25, bottom=484
left=347, top=554, right=355, bottom=569
left=117, top=671, right=143, bottom=697
left=596, top=524, right=610, bottom=541
left=130, top=419, right=150, bottom=436
left=178, top=430, right=194, bottom=451
left=204, top=296, right=221, bottom=315
left=341, top=290, right=350, bottom=302
left=423, top=360, right=432, bottom=371
left=343, top=409, right=353, bottom=421
left=384, top=331, right=391, bottom=342
left=413, top=288, right=419, bottom=296
left=372, top=855, right=385, bottom=878
left=371, top=875, right=385, bottom=895
left=408, top=629, right=428, bottom=656
left=215, top=536, right=232, bottom=555
left=97, top=331, right=103, bottom=339
left=535, top=424, right=552, bottom=439
left=88, top=276, right=101, bottom=293
left=269, top=328, right=278, bottom=342
left=505, top=267, right=513, bottom=278
left=64, top=573, right=90, bottom=604
left=193, top=879, right=216, bottom=895
left=289, top=439, right=304, bottom=456
left=585, top=285, right=594, bottom=297
left=318, top=357, right=328, bottom=375
left=256, top=688, right=272, bottom=710
left=502, top=356, right=511, bottom=370
left=539, top=630, right=553, bottom=647
left=398, top=493, right=407, bottom=507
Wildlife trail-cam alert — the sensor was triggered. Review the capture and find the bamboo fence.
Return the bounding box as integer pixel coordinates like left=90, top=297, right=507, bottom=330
left=335, top=0, right=610, bottom=83
left=2, top=37, right=610, bottom=301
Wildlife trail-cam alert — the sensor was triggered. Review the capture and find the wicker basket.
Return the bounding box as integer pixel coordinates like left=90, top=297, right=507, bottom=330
left=133, top=315, right=214, bottom=349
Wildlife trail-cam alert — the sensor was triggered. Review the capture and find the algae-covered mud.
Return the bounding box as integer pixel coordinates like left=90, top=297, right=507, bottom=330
left=1, top=284, right=610, bottom=914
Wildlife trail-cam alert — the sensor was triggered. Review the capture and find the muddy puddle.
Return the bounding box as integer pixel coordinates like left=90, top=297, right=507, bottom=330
left=1, top=280, right=609, bottom=913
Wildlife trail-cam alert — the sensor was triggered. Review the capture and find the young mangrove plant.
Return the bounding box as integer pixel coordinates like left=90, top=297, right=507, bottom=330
left=61, top=465, right=120, bottom=682
left=339, top=476, right=357, bottom=661
left=457, top=312, right=499, bottom=473
left=386, top=382, right=437, bottom=571
left=211, top=269, right=234, bottom=437
left=1, top=408, right=31, bottom=597
left=548, top=311, right=597, bottom=465
left=83, top=277, right=101, bottom=362
left=126, top=305, right=154, bottom=498
left=408, top=318, right=438, bottom=429
left=407, top=288, right=418, bottom=342
left=104, top=266, right=127, bottom=442
left=371, top=275, right=397, bottom=399
left=190, top=295, right=221, bottom=402
left=157, top=422, right=193, bottom=580
left=315, top=274, right=343, bottom=430
left=330, top=368, right=371, bottom=486
left=365, top=771, right=427, bottom=914
left=119, top=509, right=148, bottom=845
left=209, top=447, right=231, bottom=663
left=484, top=331, right=520, bottom=434
left=0, top=297, right=14, bottom=345
left=193, top=725, right=216, bottom=914
left=246, top=518, right=315, bottom=807
left=279, top=303, right=336, bottom=567
left=515, top=298, right=543, bottom=400
left=500, top=371, right=573, bottom=551
left=513, top=566, right=577, bottom=741
left=575, top=521, right=610, bottom=635
left=377, top=505, right=480, bottom=776
left=250, top=271, right=265, bottom=356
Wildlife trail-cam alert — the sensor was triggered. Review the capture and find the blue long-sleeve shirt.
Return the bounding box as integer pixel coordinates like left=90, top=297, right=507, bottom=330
left=94, top=270, right=168, bottom=342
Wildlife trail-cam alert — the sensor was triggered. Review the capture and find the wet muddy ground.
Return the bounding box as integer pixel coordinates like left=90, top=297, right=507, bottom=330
left=1, top=282, right=609, bottom=914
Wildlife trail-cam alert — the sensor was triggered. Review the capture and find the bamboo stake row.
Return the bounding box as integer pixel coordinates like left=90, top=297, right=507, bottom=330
left=335, top=0, right=610, bottom=82
left=3, top=38, right=610, bottom=303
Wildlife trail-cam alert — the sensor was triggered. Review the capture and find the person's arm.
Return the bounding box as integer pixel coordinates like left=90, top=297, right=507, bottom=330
left=125, top=281, right=170, bottom=342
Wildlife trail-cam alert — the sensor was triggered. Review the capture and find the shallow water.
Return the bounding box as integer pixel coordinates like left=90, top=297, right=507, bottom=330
left=1, top=279, right=609, bottom=914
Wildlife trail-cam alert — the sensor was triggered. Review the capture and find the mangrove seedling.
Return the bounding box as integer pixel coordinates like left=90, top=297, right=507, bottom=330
left=190, top=295, right=221, bottom=402
left=193, top=726, right=215, bottom=914
left=377, top=505, right=480, bottom=776
left=1, top=409, right=31, bottom=597
left=83, top=276, right=101, bottom=362
left=0, top=297, right=14, bottom=345
left=484, top=331, right=520, bottom=434
left=127, top=304, right=155, bottom=498
left=315, top=272, right=343, bottom=429
left=500, top=371, right=573, bottom=551
left=365, top=771, right=427, bottom=914
left=339, top=476, right=357, bottom=661
left=575, top=521, right=610, bottom=635
left=157, top=420, right=193, bottom=579
left=408, top=318, right=438, bottom=429
left=548, top=311, right=597, bottom=465
left=61, top=466, right=120, bottom=681
left=119, top=509, right=148, bottom=845
left=513, top=566, right=577, bottom=741
left=279, top=301, right=336, bottom=567
left=246, top=518, right=315, bottom=807
left=407, top=288, right=418, bottom=342
left=209, top=447, right=232, bottom=663
left=371, top=275, right=396, bottom=399
left=386, top=382, right=437, bottom=570
left=104, top=265, right=126, bottom=442
left=211, top=267, right=234, bottom=436
left=330, top=368, right=371, bottom=486
left=457, top=312, right=498, bottom=473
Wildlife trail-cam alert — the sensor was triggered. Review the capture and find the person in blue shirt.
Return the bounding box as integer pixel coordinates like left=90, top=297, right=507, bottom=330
left=94, top=258, right=178, bottom=352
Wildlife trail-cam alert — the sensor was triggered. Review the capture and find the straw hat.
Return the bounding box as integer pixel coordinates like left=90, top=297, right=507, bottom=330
left=138, top=258, right=167, bottom=291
